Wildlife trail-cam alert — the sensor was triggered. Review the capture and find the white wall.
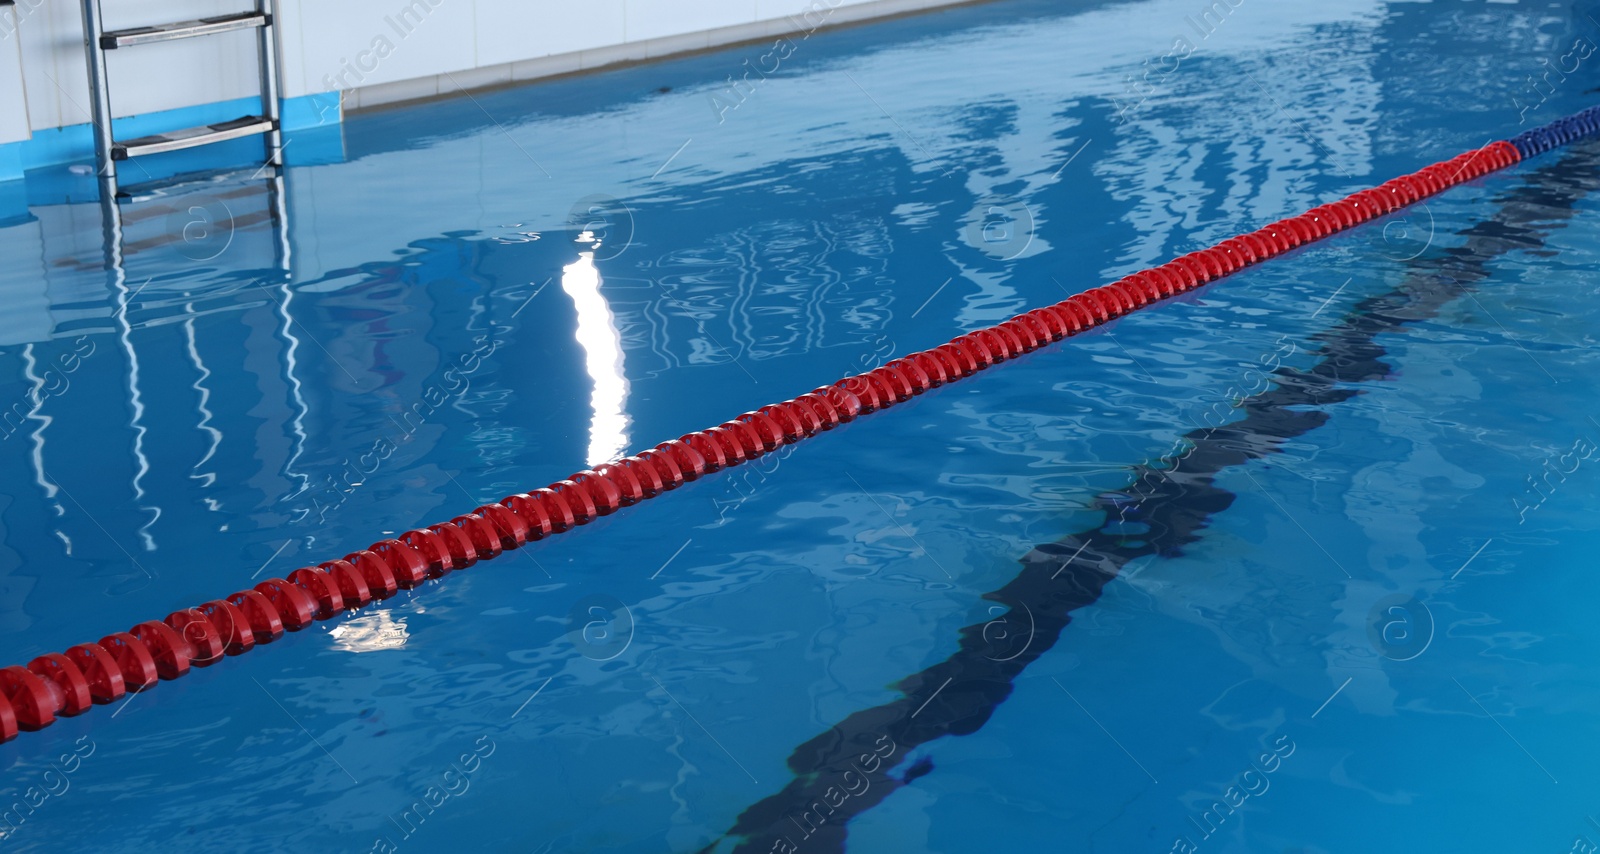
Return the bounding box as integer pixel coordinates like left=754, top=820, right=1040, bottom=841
left=1, top=0, right=977, bottom=142
left=0, top=6, right=32, bottom=146
left=13, top=0, right=262, bottom=131
left=296, top=0, right=981, bottom=110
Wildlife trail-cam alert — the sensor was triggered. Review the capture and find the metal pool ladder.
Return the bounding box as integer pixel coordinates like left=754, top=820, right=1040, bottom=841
left=80, top=0, right=283, bottom=197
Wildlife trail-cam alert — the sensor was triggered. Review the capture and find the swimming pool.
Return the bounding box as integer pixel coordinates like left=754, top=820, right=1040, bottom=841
left=4, top=0, right=1600, bottom=851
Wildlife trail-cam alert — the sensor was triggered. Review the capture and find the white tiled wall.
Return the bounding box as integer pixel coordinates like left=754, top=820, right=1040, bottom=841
left=5, top=0, right=973, bottom=138
left=16, top=0, right=263, bottom=132
left=338, top=0, right=975, bottom=110
left=282, top=0, right=968, bottom=104
left=473, top=0, right=628, bottom=69
left=0, top=9, right=30, bottom=145
left=628, top=1, right=758, bottom=44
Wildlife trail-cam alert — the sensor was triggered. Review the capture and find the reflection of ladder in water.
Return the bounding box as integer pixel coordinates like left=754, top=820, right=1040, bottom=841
left=92, top=166, right=304, bottom=554
left=79, top=0, right=283, bottom=197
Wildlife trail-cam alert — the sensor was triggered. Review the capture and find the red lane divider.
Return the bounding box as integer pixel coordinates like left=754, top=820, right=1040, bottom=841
left=0, top=137, right=1526, bottom=745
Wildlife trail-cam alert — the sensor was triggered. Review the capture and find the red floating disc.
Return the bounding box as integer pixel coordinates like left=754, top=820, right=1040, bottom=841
left=372, top=538, right=430, bottom=588
left=815, top=385, right=861, bottom=421
left=129, top=621, right=192, bottom=681
left=1053, top=299, right=1095, bottom=333
left=619, top=456, right=667, bottom=497
left=737, top=410, right=787, bottom=450
left=1092, top=285, right=1134, bottom=316
left=451, top=513, right=504, bottom=560
left=825, top=379, right=876, bottom=415
left=65, top=642, right=125, bottom=703
left=1382, top=179, right=1417, bottom=206
left=637, top=449, right=686, bottom=489
left=768, top=401, right=815, bottom=438
left=416, top=521, right=470, bottom=569
left=501, top=493, right=552, bottom=540
left=1161, top=260, right=1201, bottom=290
left=1019, top=310, right=1059, bottom=342
left=0, top=666, right=55, bottom=731
left=1034, top=305, right=1074, bottom=337
left=920, top=348, right=964, bottom=383
left=529, top=487, right=578, bottom=533
left=682, top=432, right=728, bottom=472
left=986, top=325, right=1024, bottom=358
left=594, top=462, right=646, bottom=506
left=255, top=579, right=318, bottom=629
left=1069, top=291, right=1110, bottom=324
left=1252, top=228, right=1287, bottom=254
left=1238, top=232, right=1274, bottom=259
left=1184, top=250, right=1224, bottom=280
left=401, top=528, right=457, bottom=575
left=321, top=560, right=372, bottom=609
left=478, top=503, right=531, bottom=548
left=1022, top=309, right=1066, bottom=342
left=710, top=425, right=756, bottom=464
left=946, top=336, right=987, bottom=370
left=1289, top=216, right=1322, bottom=243
left=878, top=366, right=913, bottom=402
left=199, top=598, right=257, bottom=654
left=551, top=480, right=600, bottom=523
left=570, top=471, right=624, bottom=515
left=968, top=329, right=1009, bottom=363
left=869, top=366, right=913, bottom=402
left=999, top=319, right=1041, bottom=351
left=1142, top=270, right=1172, bottom=299
left=893, top=357, right=935, bottom=393
left=1354, top=189, right=1392, bottom=216
left=732, top=417, right=774, bottom=455
left=952, top=337, right=993, bottom=371
left=345, top=550, right=399, bottom=601
left=756, top=404, right=804, bottom=440
left=164, top=608, right=225, bottom=666
left=1109, top=278, right=1150, bottom=309
left=1213, top=245, right=1248, bottom=273
left=0, top=691, right=16, bottom=744
left=905, top=352, right=947, bottom=386
left=838, top=374, right=889, bottom=412
left=288, top=567, right=346, bottom=618
left=795, top=392, right=843, bottom=428
left=920, top=345, right=963, bottom=379
left=1418, top=164, right=1451, bottom=190
left=1314, top=202, right=1346, bottom=229
left=894, top=360, right=928, bottom=394
left=1264, top=222, right=1302, bottom=249
left=1127, top=273, right=1163, bottom=303
left=227, top=589, right=287, bottom=642
left=27, top=654, right=91, bottom=717
left=1294, top=213, right=1332, bottom=239
left=1220, top=236, right=1259, bottom=265
left=97, top=632, right=159, bottom=692
left=1307, top=204, right=1343, bottom=231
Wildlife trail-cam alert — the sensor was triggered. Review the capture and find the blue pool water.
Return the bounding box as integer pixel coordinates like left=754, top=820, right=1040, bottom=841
left=4, top=0, right=1600, bottom=851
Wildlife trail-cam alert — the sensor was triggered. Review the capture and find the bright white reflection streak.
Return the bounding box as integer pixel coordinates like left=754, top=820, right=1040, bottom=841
left=561, top=247, right=630, bottom=466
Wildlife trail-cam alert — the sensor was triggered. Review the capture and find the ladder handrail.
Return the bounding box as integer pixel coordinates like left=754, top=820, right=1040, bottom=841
left=80, top=0, right=284, bottom=197
left=79, top=0, right=116, bottom=188
left=256, top=0, right=282, bottom=168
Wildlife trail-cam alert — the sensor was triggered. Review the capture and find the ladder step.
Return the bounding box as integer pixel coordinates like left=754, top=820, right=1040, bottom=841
left=115, top=167, right=277, bottom=206
left=100, top=12, right=269, bottom=49
left=112, top=115, right=276, bottom=160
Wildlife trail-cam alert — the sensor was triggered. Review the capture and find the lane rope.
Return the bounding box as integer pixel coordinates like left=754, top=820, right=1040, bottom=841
left=1, top=105, right=1594, bottom=745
